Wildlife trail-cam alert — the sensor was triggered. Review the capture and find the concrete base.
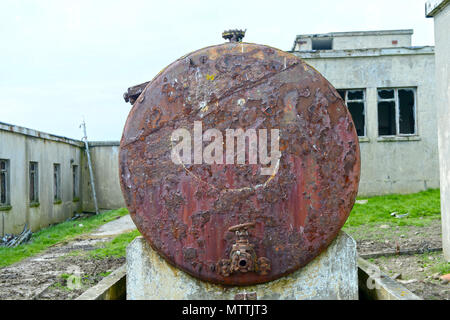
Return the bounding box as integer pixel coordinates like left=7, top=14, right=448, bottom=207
left=126, top=231, right=358, bottom=300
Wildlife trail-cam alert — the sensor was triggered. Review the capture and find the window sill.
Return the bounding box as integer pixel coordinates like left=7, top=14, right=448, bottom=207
left=29, top=202, right=40, bottom=208
left=53, top=200, right=62, bottom=205
left=377, top=136, right=421, bottom=142
left=358, top=137, right=370, bottom=143
left=0, top=205, right=12, bottom=212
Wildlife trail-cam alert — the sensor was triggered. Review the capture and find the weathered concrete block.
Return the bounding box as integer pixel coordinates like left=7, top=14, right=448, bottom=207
left=126, top=231, right=358, bottom=300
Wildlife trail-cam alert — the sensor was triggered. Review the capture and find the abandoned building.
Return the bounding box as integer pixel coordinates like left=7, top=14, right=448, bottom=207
left=0, top=29, right=440, bottom=236
left=0, top=123, right=123, bottom=235
left=290, top=29, right=439, bottom=196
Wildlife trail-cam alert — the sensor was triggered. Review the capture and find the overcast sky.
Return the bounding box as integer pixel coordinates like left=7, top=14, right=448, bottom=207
left=0, top=0, right=435, bottom=141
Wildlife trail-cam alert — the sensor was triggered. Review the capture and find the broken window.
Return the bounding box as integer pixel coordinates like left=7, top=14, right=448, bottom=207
left=377, top=88, right=416, bottom=136
left=0, top=159, right=10, bottom=207
left=29, top=162, right=39, bottom=204
left=337, top=89, right=366, bottom=137
left=312, top=38, right=333, bottom=50
left=72, top=165, right=79, bottom=200
left=53, top=163, right=61, bottom=202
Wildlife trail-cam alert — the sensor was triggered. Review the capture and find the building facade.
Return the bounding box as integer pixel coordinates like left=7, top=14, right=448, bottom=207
left=291, top=30, right=439, bottom=196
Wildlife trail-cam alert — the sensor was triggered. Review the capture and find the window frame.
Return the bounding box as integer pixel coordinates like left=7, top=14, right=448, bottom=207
left=337, top=88, right=367, bottom=138
left=72, top=164, right=79, bottom=201
left=29, top=161, right=39, bottom=205
left=53, top=163, right=61, bottom=203
left=377, top=87, right=417, bottom=137
left=0, top=159, right=10, bottom=208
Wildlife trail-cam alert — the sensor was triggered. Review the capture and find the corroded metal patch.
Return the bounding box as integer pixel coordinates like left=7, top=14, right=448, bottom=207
left=119, top=42, right=360, bottom=285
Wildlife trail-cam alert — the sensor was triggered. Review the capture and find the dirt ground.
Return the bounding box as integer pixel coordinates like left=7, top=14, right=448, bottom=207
left=0, top=215, right=135, bottom=300
left=0, top=236, right=125, bottom=300
left=370, top=253, right=449, bottom=300
left=346, top=219, right=449, bottom=300
left=346, top=219, right=443, bottom=255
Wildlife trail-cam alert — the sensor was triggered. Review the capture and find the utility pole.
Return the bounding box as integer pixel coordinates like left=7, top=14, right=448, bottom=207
left=80, top=120, right=99, bottom=215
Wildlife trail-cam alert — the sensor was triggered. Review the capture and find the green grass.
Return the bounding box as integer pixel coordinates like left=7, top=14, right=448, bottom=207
left=432, top=261, right=450, bottom=275
left=344, top=188, right=440, bottom=228
left=88, top=230, right=140, bottom=259
left=0, top=208, right=129, bottom=268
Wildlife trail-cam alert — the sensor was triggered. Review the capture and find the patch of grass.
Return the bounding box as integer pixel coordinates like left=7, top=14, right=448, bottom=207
left=0, top=208, right=129, bottom=268
left=88, top=230, right=140, bottom=259
left=344, top=189, right=440, bottom=228
left=432, top=261, right=450, bottom=275
left=98, top=271, right=112, bottom=277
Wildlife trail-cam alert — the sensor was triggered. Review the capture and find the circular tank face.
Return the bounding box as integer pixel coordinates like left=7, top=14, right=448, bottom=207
left=119, top=42, right=360, bottom=285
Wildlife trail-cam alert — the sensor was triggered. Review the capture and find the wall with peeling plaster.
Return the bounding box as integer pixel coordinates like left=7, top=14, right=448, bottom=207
left=293, top=46, right=439, bottom=196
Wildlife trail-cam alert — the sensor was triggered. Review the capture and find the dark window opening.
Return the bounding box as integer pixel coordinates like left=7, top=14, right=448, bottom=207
left=72, top=165, right=79, bottom=199
left=337, top=89, right=366, bottom=137
left=53, top=164, right=61, bottom=202
left=378, top=101, right=396, bottom=135
left=399, top=89, right=415, bottom=134
left=0, top=159, right=9, bottom=206
left=377, top=88, right=416, bottom=136
left=29, top=162, right=39, bottom=204
left=378, top=89, right=394, bottom=99
left=312, top=38, right=332, bottom=50
left=348, top=102, right=365, bottom=137
left=347, top=90, right=363, bottom=100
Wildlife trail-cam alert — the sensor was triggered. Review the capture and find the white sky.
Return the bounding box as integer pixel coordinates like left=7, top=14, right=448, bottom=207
left=0, top=0, right=435, bottom=141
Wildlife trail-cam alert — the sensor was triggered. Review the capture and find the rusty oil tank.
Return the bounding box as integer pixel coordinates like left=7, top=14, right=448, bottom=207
left=120, top=30, right=360, bottom=286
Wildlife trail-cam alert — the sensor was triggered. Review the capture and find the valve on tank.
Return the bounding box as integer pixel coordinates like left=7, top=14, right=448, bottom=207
left=217, top=222, right=271, bottom=277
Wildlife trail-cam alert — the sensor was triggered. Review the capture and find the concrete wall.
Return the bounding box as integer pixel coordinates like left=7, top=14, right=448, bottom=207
left=427, top=0, right=450, bottom=260
left=294, top=47, right=439, bottom=196
left=81, top=142, right=125, bottom=212
left=293, top=30, right=412, bottom=51
left=0, top=123, right=82, bottom=235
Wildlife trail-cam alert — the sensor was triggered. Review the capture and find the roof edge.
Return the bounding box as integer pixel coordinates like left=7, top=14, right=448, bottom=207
left=289, top=46, right=435, bottom=58
left=426, top=0, right=450, bottom=17
left=295, top=29, right=414, bottom=39
left=0, top=121, right=84, bottom=147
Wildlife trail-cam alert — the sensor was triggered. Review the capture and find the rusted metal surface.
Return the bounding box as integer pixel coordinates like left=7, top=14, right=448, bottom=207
left=119, top=42, right=360, bottom=285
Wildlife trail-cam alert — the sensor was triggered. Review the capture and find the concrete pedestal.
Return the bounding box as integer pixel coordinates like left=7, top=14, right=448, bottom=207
left=126, top=231, right=358, bottom=300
